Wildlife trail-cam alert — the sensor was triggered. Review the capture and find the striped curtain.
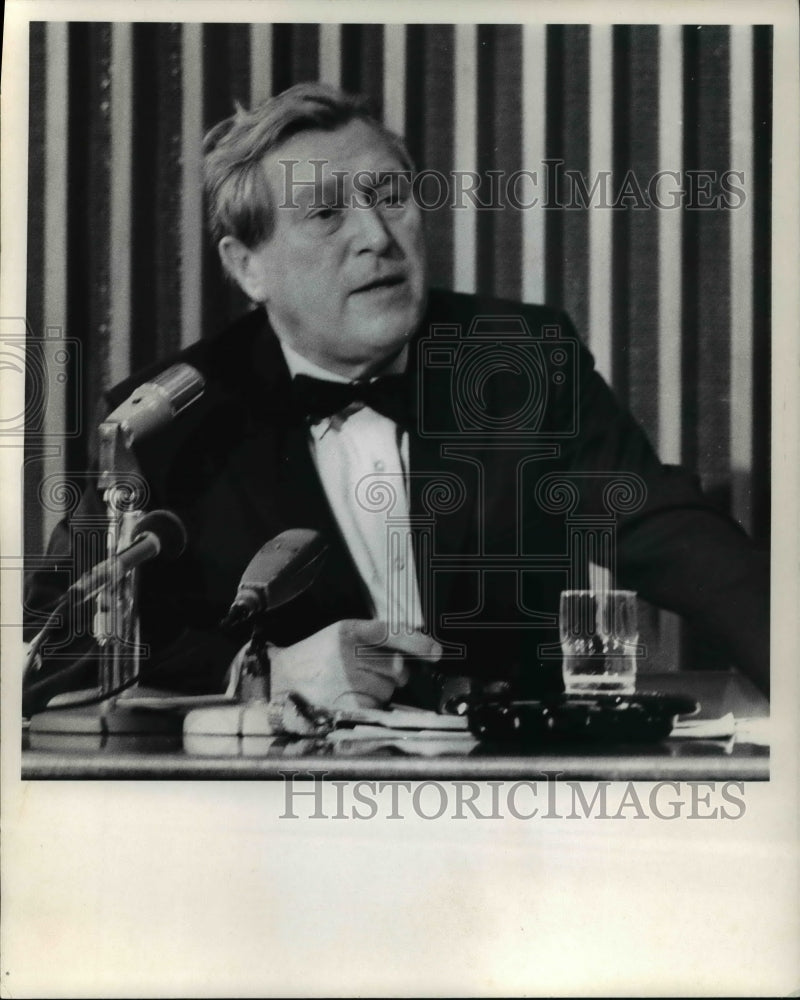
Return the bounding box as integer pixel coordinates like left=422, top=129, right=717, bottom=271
left=25, top=22, right=772, bottom=671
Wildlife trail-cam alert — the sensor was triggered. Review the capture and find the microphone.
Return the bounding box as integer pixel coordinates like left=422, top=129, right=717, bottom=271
left=104, top=363, right=206, bottom=447
left=66, top=509, right=188, bottom=603
left=220, top=529, right=328, bottom=630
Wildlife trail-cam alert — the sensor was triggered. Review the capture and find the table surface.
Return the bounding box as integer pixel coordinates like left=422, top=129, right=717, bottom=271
left=21, top=670, right=770, bottom=781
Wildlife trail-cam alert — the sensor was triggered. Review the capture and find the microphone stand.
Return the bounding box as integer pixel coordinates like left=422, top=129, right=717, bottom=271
left=28, top=422, right=180, bottom=740
left=233, top=625, right=272, bottom=702
left=182, top=619, right=285, bottom=744
left=183, top=529, right=330, bottom=741
left=96, top=420, right=146, bottom=697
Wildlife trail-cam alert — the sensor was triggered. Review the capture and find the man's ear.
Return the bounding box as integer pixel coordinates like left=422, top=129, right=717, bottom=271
left=218, top=236, right=269, bottom=302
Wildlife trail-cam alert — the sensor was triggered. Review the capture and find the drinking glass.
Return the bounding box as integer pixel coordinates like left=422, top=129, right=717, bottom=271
left=559, top=590, right=639, bottom=695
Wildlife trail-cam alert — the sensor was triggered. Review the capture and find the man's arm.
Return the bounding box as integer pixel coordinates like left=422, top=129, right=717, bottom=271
left=552, top=312, right=769, bottom=693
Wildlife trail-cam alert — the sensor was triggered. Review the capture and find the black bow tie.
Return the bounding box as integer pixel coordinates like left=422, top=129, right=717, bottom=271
left=291, top=372, right=414, bottom=426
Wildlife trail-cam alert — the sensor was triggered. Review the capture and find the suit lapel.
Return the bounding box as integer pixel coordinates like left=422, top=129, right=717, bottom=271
left=224, top=313, right=373, bottom=622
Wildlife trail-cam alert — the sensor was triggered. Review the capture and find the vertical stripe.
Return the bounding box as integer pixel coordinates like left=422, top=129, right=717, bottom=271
left=358, top=25, right=384, bottom=107
left=750, top=27, right=772, bottom=545
left=545, top=26, right=590, bottom=334
left=272, top=24, right=319, bottom=94
left=475, top=24, right=495, bottom=292
left=250, top=24, right=273, bottom=104
left=588, top=24, right=613, bottom=383
left=544, top=25, right=565, bottom=308
left=340, top=23, right=359, bottom=95
left=319, top=23, right=341, bottom=87
left=680, top=20, right=701, bottom=586
left=656, top=26, right=685, bottom=671
left=131, top=24, right=184, bottom=368
left=43, top=21, right=69, bottom=528
left=411, top=26, right=454, bottom=290
left=66, top=24, right=102, bottom=474
left=681, top=26, right=703, bottom=477
left=682, top=25, right=733, bottom=673
left=25, top=22, right=47, bottom=556
left=271, top=24, right=293, bottom=96
left=292, top=25, right=319, bottom=83
left=160, top=24, right=185, bottom=357
left=488, top=25, right=522, bottom=302
left=588, top=25, right=614, bottom=601
left=26, top=25, right=46, bottom=348
left=89, top=24, right=114, bottom=396
left=453, top=23, right=477, bottom=294
left=403, top=27, right=425, bottom=170
left=657, top=25, right=682, bottom=465
left=729, top=26, right=754, bottom=534
left=229, top=25, right=253, bottom=106
left=619, top=29, right=663, bottom=660
left=202, top=25, right=252, bottom=339
left=110, top=23, right=132, bottom=380
left=130, top=23, right=160, bottom=369
left=43, top=22, right=68, bottom=464
left=382, top=25, right=406, bottom=134
left=625, top=27, right=660, bottom=444
left=560, top=26, right=591, bottom=341
left=609, top=26, right=631, bottom=406
left=695, top=26, right=731, bottom=505
left=589, top=563, right=612, bottom=594
left=181, top=23, right=203, bottom=349
left=521, top=25, right=546, bottom=304
left=203, top=23, right=252, bottom=128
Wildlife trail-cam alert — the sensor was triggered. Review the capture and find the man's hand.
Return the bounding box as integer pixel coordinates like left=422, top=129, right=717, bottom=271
left=267, top=619, right=442, bottom=710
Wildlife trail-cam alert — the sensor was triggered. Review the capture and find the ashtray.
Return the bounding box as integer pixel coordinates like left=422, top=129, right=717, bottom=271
left=465, top=690, right=700, bottom=744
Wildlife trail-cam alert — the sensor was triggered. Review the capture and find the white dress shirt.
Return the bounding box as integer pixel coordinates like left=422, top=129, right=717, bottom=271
left=281, top=341, right=425, bottom=636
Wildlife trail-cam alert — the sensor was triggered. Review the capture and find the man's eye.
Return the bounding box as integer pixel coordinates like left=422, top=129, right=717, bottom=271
left=377, top=192, right=405, bottom=210
left=306, top=203, right=347, bottom=227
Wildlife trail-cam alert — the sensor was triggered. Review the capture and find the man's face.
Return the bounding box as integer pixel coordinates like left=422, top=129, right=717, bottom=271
left=234, top=119, right=428, bottom=378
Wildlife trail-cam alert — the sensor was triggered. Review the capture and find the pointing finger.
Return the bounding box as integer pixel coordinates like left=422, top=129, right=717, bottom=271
left=348, top=621, right=442, bottom=661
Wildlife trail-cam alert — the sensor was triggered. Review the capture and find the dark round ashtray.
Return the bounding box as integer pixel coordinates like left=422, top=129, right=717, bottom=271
left=467, top=691, right=700, bottom=744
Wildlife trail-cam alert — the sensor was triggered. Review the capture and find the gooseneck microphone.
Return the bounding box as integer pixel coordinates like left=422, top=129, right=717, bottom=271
left=220, top=529, right=328, bottom=630
left=104, top=363, right=206, bottom=447
left=66, top=509, right=188, bottom=603
left=24, top=510, right=188, bottom=679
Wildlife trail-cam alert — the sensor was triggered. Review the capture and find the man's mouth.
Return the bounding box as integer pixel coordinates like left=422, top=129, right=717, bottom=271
left=351, top=274, right=406, bottom=294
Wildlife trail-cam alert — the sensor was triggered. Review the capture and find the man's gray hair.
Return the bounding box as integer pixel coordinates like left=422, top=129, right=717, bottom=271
left=203, top=82, right=414, bottom=248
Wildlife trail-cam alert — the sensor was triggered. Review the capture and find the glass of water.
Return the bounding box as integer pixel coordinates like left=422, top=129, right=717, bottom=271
left=559, top=590, right=639, bottom=695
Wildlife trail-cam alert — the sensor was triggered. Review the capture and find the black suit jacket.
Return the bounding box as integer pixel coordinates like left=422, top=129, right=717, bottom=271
left=24, top=289, right=769, bottom=709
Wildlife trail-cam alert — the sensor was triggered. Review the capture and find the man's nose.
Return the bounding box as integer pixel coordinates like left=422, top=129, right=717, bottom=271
left=350, top=205, right=395, bottom=254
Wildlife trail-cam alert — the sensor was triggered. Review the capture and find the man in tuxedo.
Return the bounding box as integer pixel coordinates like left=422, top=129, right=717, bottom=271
left=24, top=83, right=769, bottom=715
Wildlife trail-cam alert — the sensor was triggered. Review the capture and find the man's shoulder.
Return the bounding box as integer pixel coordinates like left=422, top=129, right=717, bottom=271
left=106, top=308, right=277, bottom=409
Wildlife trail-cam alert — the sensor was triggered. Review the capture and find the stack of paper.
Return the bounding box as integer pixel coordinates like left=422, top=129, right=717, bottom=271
left=670, top=712, right=770, bottom=746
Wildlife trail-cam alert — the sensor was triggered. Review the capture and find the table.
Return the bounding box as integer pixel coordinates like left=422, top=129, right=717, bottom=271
left=21, top=670, right=770, bottom=781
